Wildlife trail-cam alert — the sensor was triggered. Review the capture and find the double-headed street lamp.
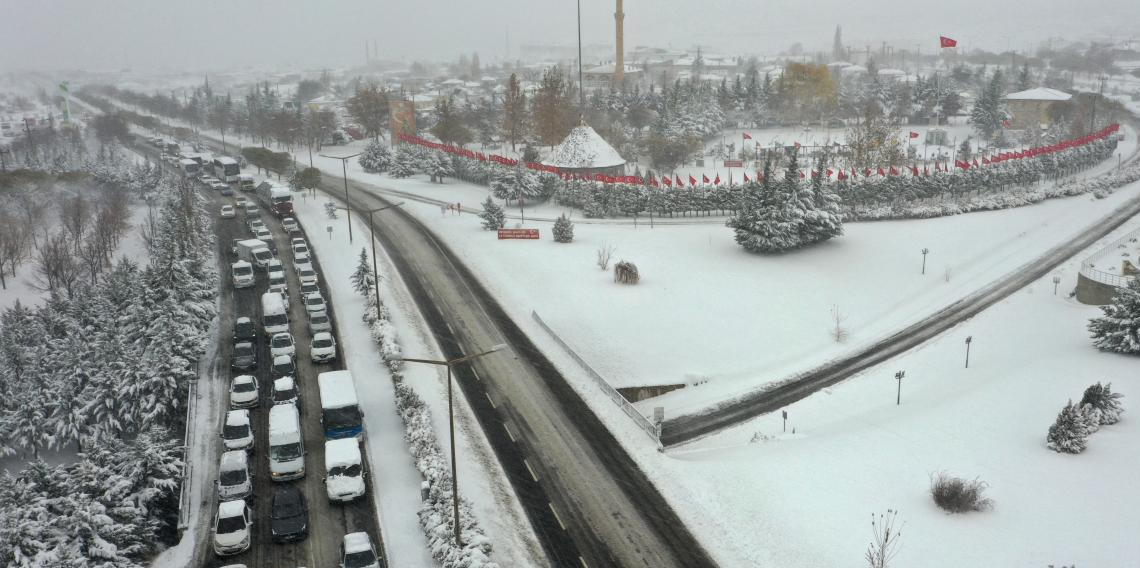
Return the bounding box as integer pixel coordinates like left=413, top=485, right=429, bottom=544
left=399, top=343, right=509, bottom=546
left=363, top=202, right=405, bottom=317
left=319, top=152, right=362, bottom=243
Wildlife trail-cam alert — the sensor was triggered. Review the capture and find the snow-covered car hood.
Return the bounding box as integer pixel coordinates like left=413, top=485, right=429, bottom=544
left=218, top=479, right=252, bottom=499
left=327, top=474, right=365, bottom=500
left=214, top=527, right=249, bottom=549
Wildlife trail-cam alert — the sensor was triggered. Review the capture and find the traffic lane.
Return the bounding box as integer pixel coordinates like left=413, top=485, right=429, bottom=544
left=346, top=178, right=714, bottom=567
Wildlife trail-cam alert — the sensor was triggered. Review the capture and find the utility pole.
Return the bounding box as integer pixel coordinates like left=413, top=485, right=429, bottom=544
left=921, top=247, right=930, bottom=275
left=364, top=202, right=405, bottom=318
left=577, top=0, right=585, bottom=116
left=320, top=153, right=362, bottom=243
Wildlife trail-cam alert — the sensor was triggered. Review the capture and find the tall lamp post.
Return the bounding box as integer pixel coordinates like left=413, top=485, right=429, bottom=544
left=964, top=335, right=973, bottom=368
left=1052, top=274, right=1061, bottom=295
left=320, top=152, right=362, bottom=243
left=920, top=247, right=930, bottom=275
left=895, top=370, right=906, bottom=405
left=399, top=343, right=509, bottom=546
left=363, top=202, right=405, bottom=317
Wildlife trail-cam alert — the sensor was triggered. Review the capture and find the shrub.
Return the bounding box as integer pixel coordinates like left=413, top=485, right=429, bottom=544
left=1046, top=400, right=1093, bottom=454
left=478, top=197, right=505, bottom=230
left=930, top=472, right=993, bottom=513
left=552, top=213, right=574, bottom=243
left=614, top=260, right=640, bottom=284
left=1079, top=382, right=1124, bottom=425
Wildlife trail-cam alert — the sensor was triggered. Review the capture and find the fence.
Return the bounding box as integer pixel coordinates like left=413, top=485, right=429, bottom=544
left=1079, top=225, right=1140, bottom=288
left=176, top=365, right=199, bottom=534
left=531, top=311, right=662, bottom=448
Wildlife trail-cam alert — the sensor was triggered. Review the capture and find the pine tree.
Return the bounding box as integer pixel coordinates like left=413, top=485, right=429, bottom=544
left=478, top=197, right=505, bottom=230
left=1088, top=277, right=1140, bottom=353
left=389, top=144, right=418, bottom=178
left=1046, top=400, right=1092, bottom=454
left=1079, top=382, right=1124, bottom=425
left=552, top=214, right=574, bottom=243
left=428, top=154, right=454, bottom=184
left=502, top=73, right=527, bottom=152
left=358, top=140, right=392, bottom=173
left=969, top=69, right=1005, bottom=139
left=350, top=248, right=374, bottom=297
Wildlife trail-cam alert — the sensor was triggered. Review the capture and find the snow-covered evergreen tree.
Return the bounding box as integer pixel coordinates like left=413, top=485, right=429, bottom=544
left=478, top=197, right=505, bottom=230
left=552, top=213, right=574, bottom=243
left=428, top=154, right=454, bottom=184
left=1046, top=400, right=1092, bottom=454
left=389, top=144, right=419, bottom=178
left=350, top=248, right=374, bottom=297
left=358, top=140, right=392, bottom=173
left=1079, top=382, right=1124, bottom=425
left=1088, top=277, right=1140, bottom=353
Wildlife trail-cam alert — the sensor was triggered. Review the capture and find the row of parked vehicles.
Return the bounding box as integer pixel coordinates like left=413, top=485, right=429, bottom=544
left=213, top=187, right=378, bottom=566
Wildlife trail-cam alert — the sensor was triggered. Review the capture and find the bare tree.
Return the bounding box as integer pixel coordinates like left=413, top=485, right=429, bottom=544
left=59, top=194, right=91, bottom=253
left=33, top=231, right=81, bottom=298
left=865, top=510, right=903, bottom=568
left=596, top=243, right=615, bottom=270
left=830, top=304, right=849, bottom=343
left=77, top=236, right=105, bottom=284
left=0, top=210, right=31, bottom=289
left=13, top=186, right=47, bottom=249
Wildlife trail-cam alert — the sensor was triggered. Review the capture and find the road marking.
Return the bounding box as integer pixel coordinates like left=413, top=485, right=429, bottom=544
left=445, top=322, right=454, bottom=335
left=484, top=392, right=496, bottom=409
left=579, top=557, right=590, bottom=568
left=503, top=422, right=516, bottom=442
left=523, top=459, right=539, bottom=482
left=548, top=502, right=566, bottom=530
left=470, top=368, right=481, bottom=382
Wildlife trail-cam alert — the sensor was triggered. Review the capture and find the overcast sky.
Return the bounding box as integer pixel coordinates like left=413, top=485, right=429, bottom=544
left=1, top=0, right=1137, bottom=73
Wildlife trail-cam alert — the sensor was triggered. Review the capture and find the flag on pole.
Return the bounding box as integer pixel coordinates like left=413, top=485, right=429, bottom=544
left=877, top=167, right=886, bottom=176
left=743, top=172, right=751, bottom=182
left=743, top=132, right=752, bottom=140
left=799, top=170, right=806, bottom=179
left=909, top=131, right=920, bottom=139
left=939, top=35, right=958, bottom=48
left=702, top=174, right=710, bottom=184
left=649, top=176, right=659, bottom=187
left=663, top=176, right=672, bottom=187
left=688, top=175, right=696, bottom=186
left=890, top=166, right=899, bottom=176
left=714, top=174, right=721, bottom=185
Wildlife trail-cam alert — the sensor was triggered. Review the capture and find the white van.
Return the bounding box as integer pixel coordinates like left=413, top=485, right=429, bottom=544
left=231, top=261, right=254, bottom=289
left=238, top=173, right=256, bottom=191
left=261, top=292, right=289, bottom=336
left=268, top=402, right=305, bottom=481
left=324, top=437, right=366, bottom=502
left=217, top=450, right=253, bottom=501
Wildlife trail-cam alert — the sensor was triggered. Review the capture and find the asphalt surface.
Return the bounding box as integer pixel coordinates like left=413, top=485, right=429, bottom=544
left=662, top=152, right=1140, bottom=447
left=129, top=149, right=387, bottom=567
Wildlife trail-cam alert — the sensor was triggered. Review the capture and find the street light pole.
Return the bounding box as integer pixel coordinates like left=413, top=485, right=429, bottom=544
left=1053, top=274, right=1061, bottom=295
left=921, top=247, right=930, bottom=275
left=964, top=335, right=973, bottom=368
left=895, top=370, right=906, bottom=405
left=320, top=152, right=362, bottom=243
left=399, top=343, right=509, bottom=546
left=365, top=202, right=405, bottom=318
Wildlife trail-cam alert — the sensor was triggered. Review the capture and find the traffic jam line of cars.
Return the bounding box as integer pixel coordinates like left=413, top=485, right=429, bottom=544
left=199, top=170, right=380, bottom=567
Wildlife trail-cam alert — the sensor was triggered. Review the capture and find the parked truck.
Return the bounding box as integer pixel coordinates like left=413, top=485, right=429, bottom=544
left=255, top=180, right=294, bottom=217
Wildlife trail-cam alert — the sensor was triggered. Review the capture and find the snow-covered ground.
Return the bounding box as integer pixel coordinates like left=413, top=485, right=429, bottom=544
left=631, top=217, right=1140, bottom=568
left=288, top=185, right=544, bottom=567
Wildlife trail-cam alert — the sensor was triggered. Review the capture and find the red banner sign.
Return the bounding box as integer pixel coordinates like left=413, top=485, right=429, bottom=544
left=723, top=160, right=743, bottom=168
left=497, top=228, right=539, bottom=240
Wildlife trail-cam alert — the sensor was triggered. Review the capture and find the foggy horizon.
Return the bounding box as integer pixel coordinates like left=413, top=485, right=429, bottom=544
left=3, top=0, right=1139, bottom=74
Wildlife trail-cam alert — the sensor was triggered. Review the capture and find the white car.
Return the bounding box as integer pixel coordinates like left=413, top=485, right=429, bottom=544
left=254, top=226, right=273, bottom=244
left=270, top=332, right=296, bottom=359
left=222, top=409, right=254, bottom=452
left=268, top=282, right=289, bottom=304
left=299, top=282, right=320, bottom=298
left=213, top=499, right=252, bottom=556
left=281, top=217, right=300, bottom=232
left=292, top=242, right=310, bottom=263
left=248, top=218, right=266, bottom=233
left=217, top=450, right=253, bottom=501
left=303, top=292, right=326, bottom=316
left=229, top=375, right=259, bottom=409
left=272, top=376, right=299, bottom=406
left=220, top=205, right=236, bottom=219
left=265, top=259, right=284, bottom=281
left=307, top=311, right=332, bottom=335
left=296, top=264, right=319, bottom=286
left=310, top=332, right=337, bottom=363
left=235, top=196, right=248, bottom=207
left=341, top=532, right=380, bottom=568
left=231, top=261, right=254, bottom=289
left=290, top=237, right=306, bottom=249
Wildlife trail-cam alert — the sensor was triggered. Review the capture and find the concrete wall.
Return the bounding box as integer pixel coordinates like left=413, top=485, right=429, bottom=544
left=618, top=383, right=686, bottom=403
left=1076, top=272, right=1120, bottom=305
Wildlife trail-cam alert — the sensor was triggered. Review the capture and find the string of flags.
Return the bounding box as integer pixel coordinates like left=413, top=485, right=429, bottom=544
left=398, top=123, right=1119, bottom=189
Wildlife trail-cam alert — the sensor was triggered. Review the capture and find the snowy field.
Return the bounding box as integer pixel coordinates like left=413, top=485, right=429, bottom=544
left=632, top=218, right=1140, bottom=568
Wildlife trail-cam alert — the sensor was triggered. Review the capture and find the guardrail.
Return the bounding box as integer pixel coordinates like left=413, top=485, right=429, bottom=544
left=1078, top=226, right=1140, bottom=288
left=531, top=311, right=662, bottom=448
left=176, top=367, right=199, bottom=534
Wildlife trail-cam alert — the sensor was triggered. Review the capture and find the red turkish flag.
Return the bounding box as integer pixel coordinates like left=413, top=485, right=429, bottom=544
left=863, top=168, right=872, bottom=177
left=714, top=174, right=721, bottom=185
left=837, top=170, right=846, bottom=181
left=890, top=166, right=899, bottom=176
left=924, top=165, right=929, bottom=176
left=743, top=132, right=753, bottom=140
left=877, top=167, right=886, bottom=176
left=939, top=36, right=957, bottom=48
left=982, top=157, right=990, bottom=165
left=676, top=175, right=684, bottom=187
left=702, top=174, right=710, bottom=184
left=826, top=168, right=834, bottom=177
left=909, top=131, right=920, bottom=139
left=972, top=158, right=979, bottom=167
left=910, top=165, right=919, bottom=176
left=649, top=176, right=659, bottom=187
left=743, top=172, right=751, bottom=182
left=799, top=170, right=806, bottom=179
left=663, top=176, right=672, bottom=187
left=793, top=141, right=801, bottom=148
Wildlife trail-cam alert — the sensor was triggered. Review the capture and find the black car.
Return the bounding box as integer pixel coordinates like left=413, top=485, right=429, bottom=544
left=233, top=317, right=257, bottom=343
left=270, top=484, right=309, bottom=543
left=231, top=340, right=257, bottom=371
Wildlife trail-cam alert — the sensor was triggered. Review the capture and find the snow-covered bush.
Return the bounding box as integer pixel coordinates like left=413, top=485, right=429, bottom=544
left=930, top=472, right=993, bottom=513
left=389, top=144, right=419, bottom=178
left=428, top=154, right=454, bottom=183
left=358, top=140, right=393, bottom=173
left=478, top=197, right=505, bottom=230
left=1046, top=400, right=1094, bottom=454
left=1079, top=382, right=1124, bottom=425
left=614, top=260, right=640, bottom=284
left=728, top=155, right=843, bottom=253
left=552, top=214, right=574, bottom=243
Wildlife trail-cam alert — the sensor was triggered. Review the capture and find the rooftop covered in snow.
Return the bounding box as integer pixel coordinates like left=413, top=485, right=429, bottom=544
left=542, top=124, right=626, bottom=170
left=1004, top=87, right=1072, bottom=101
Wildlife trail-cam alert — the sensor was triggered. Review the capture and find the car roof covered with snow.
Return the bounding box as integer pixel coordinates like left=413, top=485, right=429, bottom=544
left=232, top=374, right=255, bottom=384
left=325, top=437, right=362, bottom=469
left=268, top=402, right=299, bottom=436
left=274, top=376, right=296, bottom=391
left=225, top=409, right=250, bottom=426
left=218, top=499, right=245, bottom=518
left=220, top=449, right=248, bottom=469
left=343, top=531, right=373, bottom=553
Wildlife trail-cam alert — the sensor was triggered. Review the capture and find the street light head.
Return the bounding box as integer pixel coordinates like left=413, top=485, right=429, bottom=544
left=966, top=336, right=972, bottom=344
